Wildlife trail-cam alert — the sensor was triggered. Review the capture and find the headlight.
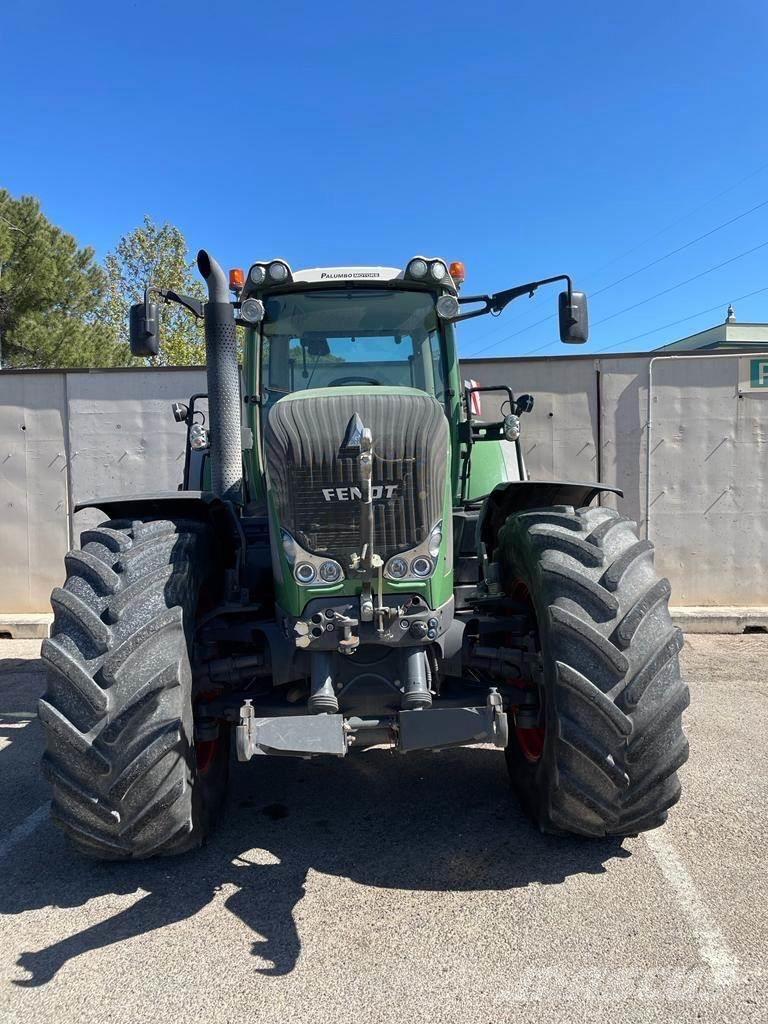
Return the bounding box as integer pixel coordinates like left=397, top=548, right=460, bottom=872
left=268, top=261, right=289, bottom=282
left=319, top=560, right=342, bottom=583
left=411, top=556, right=433, bottom=578
left=295, top=562, right=316, bottom=584
left=427, top=521, right=442, bottom=559
left=430, top=260, right=447, bottom=281
left=249, top=264, right=266, bottom=285
left=240, top=298, right=265, bottom=323
left=281, top=530, right=297, bottom=564
left=407, top=258, right=428, bottom=279
left=386, top=556, right=408, bottom=579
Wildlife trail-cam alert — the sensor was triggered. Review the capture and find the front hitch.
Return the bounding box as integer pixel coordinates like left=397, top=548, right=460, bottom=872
left=234, top=689, right=508, bottom=761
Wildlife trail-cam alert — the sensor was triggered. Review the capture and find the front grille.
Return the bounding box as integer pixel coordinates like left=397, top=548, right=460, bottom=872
left=264, top=391, right=448, bottom=563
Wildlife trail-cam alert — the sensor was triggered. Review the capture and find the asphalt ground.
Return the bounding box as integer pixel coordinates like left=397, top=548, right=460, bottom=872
left=0, top=635, right=765, bottom=1024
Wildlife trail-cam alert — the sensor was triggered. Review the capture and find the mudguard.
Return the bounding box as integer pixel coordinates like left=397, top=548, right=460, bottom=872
left=74, top=491, right=244, bottom=557
left=477, top=479, right=623, bottom=551
left=74, top=489, right=214, bottom=518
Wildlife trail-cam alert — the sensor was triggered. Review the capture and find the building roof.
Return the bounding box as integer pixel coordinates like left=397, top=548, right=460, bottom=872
left=655, top=307, right=768, bottom=352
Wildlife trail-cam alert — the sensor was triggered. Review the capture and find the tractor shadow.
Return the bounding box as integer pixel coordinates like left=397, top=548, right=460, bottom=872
left=4, top=746, right=630, bottom=985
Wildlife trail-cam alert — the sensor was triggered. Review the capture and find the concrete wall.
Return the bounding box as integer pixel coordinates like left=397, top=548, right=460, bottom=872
left=1, top=352, right=766, bottom=612
left=463, top=351, right=768, bottom=607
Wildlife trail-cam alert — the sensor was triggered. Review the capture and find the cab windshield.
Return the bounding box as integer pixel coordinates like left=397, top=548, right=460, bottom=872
left=259, top=289, right=449, bottom=407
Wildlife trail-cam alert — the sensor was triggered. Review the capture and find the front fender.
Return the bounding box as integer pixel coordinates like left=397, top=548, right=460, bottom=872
left=75, top=490, right=217, bottom=520
left=477, top=480, right=623, bottom=551
left=74, top=490, right=244, bottom=561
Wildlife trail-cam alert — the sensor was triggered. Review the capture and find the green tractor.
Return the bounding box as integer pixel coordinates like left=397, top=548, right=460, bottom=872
left=39, top=251, right=689, bottom=859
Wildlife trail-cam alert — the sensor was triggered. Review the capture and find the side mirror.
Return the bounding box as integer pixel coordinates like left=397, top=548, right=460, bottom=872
left=514, top=394, right=534, bottom=415
left=129, top=301, right=160, bottom=357
left=558, top=290, right=588, bottom=344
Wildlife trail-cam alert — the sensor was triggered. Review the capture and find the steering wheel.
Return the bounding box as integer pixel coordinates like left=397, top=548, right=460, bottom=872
left=327, top=376, right=382, bottom=387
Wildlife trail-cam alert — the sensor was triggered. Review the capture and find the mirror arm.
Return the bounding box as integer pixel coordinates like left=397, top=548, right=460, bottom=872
left=152, top=288, right=205, bottom=319
left=449, top=274, right=573, bottom=324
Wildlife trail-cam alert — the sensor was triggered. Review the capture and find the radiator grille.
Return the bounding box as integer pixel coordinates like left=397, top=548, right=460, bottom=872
left=264, top=391, right=449, bottom=563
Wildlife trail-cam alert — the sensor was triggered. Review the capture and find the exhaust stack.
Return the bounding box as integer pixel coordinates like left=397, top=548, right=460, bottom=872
left=197, top=250, right=242, bottom=503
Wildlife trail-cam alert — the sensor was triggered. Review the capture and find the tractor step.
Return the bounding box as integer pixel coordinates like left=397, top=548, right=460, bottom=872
left=234, top=689, right=508, bottom=761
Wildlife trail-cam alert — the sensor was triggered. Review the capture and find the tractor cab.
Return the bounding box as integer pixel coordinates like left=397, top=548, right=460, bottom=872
left=240, top=259, right=461, bottom=417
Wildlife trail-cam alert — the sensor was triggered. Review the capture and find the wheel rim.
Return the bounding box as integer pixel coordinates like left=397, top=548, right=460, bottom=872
left=514, top=721, right=545, bottom=763
left=508, top=580, right=546, bottom=765
left=195, top=737, right=220, bottom=775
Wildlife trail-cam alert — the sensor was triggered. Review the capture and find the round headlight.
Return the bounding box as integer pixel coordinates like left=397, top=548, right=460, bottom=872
left=319, top=560, right=342, bottom=583
left=387, top=556, right=408, bottom=579
left=411, top=556, right=433, bottom=578
left=249, top=265, right=266, bottom=285
left=436, top=294, right=460, bottom=320
left=408, top=258, right=428, bottom=279
left=295, top=562, right=316, bottom=584
left=428, top=522, right=443, bottom=559
left=240, top=298, right=265, bottom=323
left=268, top=261, right=289, bottom=282
left=430, top=261, right=447, bottom=281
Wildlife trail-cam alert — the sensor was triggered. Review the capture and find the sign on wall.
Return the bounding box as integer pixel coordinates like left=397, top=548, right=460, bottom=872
left=738, top=355, right=768, bottom=393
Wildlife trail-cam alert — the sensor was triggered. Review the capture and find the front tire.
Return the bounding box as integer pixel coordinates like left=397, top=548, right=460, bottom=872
left=497, top=504, right=689, bottom=837
left=40, top=517, right=229, bottom=859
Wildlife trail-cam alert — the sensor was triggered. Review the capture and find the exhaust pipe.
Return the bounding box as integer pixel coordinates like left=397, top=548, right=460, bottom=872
left=197, top=250, right=242, bottom=503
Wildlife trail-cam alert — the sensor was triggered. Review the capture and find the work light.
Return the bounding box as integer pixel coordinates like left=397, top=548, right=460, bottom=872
left=240, top=298, right=265, bottom=323
left=407, top=258, right=428, bottom=279
left=436, top=295, right=460, bottom=319
left=268, top=261, right=289, bottom=283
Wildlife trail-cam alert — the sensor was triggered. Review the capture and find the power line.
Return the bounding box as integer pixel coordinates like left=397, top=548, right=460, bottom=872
left=463, top=159, right=768, bottom=355
left=590, top=238, right=768, bottom=329
left=594, top=284, right=768, bottom=354
left=467, top=235, right=768, bottom=358
left=589, top=197, right=768, bottom=299
left=588, top=159, right=768, bottom=276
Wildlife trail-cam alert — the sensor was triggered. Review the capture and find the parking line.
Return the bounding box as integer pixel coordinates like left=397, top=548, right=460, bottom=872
left=0, top=804, right=48, bottom=862
left=645, top=828, right=738, bottom=988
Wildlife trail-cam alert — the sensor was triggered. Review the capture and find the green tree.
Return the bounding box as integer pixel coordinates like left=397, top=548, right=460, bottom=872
left=0, top=190, right=122, bottom=368
left=101, top=216, right=206, bottom=366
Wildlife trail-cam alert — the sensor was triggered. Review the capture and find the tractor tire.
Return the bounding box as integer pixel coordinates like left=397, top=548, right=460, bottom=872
left=496, top=504, right=689, bottom=837
left=39, top=517, right=230, bottom=860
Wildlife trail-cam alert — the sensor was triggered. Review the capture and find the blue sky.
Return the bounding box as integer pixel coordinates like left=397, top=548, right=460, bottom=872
left=2, top=0, right=767, bottom=358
